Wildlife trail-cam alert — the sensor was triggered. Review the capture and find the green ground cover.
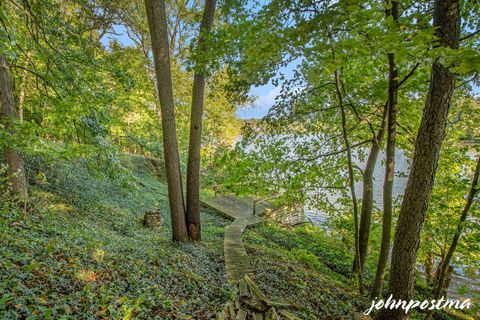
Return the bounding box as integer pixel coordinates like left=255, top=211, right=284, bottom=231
left=0, top=156, right=231, bottom=319
left=1, top=155, right=471, bottom=319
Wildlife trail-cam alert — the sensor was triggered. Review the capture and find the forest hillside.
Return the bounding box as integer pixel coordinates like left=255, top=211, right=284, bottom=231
left=1, top=0, right=479, bottom=319
left=1, top=155, right=374, bottom=319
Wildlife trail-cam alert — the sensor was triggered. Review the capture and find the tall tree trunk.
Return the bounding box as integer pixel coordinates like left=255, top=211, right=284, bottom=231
left=334, top=70, right=363, bottom=293
left=145, top=61, right=161, bottom=111
left=18, top=65, right=28, bottom=123
left=425, top=155, right=479, bottom=320
left=186, top=0, right=216, bottom=241
left=169, top=14, right=181, bottom=55
left=0, top=55, right=28, bottom=199
left=354, top=102, right=387, bottom=274
left=144, top=0, right=188, bottom=242
left=375, top=0, right=460, bottom=318
left=371, top=0, right=399, bottom=299
left=424, top=249, right=435, bottom=286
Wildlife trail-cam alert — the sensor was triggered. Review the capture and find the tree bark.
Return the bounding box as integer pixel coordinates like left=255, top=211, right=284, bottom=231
left=144, top=0, right=188, bottom=242
left=425, top=155, right=479, bottom=320
left=371, top=0, right=399, bottom=299
left=18, top=64, right=28, bottom=123
left=169, top=12, right=181, bottom=55
left=424, top=249, right=435, bottom=286
left=334, top=70, right=363, bottom=293
left=354, top=102, right=387, bottom=274
left=186, top=0, right=216, bottom=241
left=375, top=0, right=460, bottom=318
left=0, top=55, right=28, bottom=199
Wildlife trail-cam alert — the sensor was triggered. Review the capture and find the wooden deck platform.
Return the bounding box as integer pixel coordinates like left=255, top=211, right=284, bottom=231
left=202, top=195, right=264, bottom=282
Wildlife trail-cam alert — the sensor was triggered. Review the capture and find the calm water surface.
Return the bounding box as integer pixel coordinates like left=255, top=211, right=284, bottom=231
left=304, top=150, right=479, bottom=300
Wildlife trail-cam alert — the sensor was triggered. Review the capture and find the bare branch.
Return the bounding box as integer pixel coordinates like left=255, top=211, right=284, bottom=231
left=460, top=29, right=480, bottom=42
left=291, top=139, right=372, bottom=164
left=397, top=62, right=420, bottom=88
left=12, top=64, right=62, bottom=99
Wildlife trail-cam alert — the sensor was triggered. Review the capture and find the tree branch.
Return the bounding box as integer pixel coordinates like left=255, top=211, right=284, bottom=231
left=291, top=139, right=372, bottom=163
left=460, top=29, right=480, bottom=42
left=397, top=62, right=420, bottom=88
left=12, top=64, right=62, bottom=99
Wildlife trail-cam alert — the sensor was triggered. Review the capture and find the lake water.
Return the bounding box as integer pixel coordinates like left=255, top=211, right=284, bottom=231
left=303, top=149, right=480, bottom=300
left=305, top=149, right=409, bottom=225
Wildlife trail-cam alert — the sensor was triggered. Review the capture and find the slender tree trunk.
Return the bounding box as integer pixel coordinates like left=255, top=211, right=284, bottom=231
left=424, top=249, right=435, bottom=286
left=375, top=0, right=460, bottom=318
left=0, top=55, right=28, bottom=199
left=425, top=156, right=479, bottom=320
left=135, top=36, right=161, bottom=112
left=354, top=102, right=387, bottom=274
left=18, top=65, right=28, bottom=123
left=169, top=14, right=181, bottom=55
left=441, top=265, right=453, bottom=296
left=334, top=70, right=363, bottom=293
left=186, top=0, right=216, bottom=241
left=144, top=0, right=188, bottom=242
left=145, top=61, right=161, bottom=111
left=371, top=1, right=399, bottom=299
